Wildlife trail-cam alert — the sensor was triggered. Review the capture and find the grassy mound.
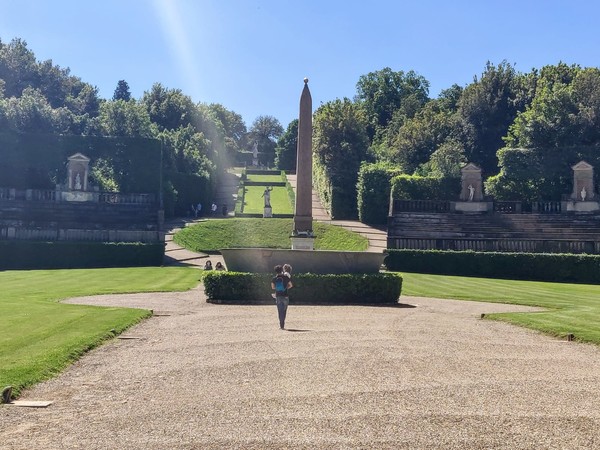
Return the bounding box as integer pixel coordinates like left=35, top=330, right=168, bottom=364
left=174, top=218, right=369, bottom=252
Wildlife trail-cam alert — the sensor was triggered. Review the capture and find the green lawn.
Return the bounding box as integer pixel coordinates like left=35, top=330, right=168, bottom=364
left=174, top=218, right=369, bottom=252
left=0, top=267, right=200, bottom=398
left=401, top=272, right=600, bottom=344
left=242, top=186, right=293, bottom=214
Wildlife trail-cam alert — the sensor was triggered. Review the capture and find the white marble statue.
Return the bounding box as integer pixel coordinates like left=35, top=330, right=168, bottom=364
left=467, top=184, right=475, bottom=201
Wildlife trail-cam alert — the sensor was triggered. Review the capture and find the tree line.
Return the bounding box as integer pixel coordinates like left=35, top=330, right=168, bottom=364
left=0, top=37, right=284, bottom=195
left=312, top=62, right=600, bottom=217
left=3, top=37, right=600, bottom=214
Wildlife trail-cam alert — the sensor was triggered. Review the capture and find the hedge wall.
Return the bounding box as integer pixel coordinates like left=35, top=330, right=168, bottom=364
left=390, top=175, right=460, bottom=201
left=204, top=272, right=403, bottom=304
left=385, top=249, right=600, bottom=284
left=166, top=171, right=213, bottom=217
left=313, top=154, right=358, bottom=220
left=0, top=241, right=165, bottom=269
left=0, top=131, right=161, bottom=193
left=357, top=163, right=403, bottom=225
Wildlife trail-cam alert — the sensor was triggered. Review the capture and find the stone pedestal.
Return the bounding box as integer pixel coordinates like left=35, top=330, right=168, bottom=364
left=565, top=201, right=600, bottom=213
left=61, top=191, right=98, bottom=202
left=291, top=235, right=315, bottom=250
left=453, top=201, right=492, bottom=213
left=263, top=206, right=273, bottom=218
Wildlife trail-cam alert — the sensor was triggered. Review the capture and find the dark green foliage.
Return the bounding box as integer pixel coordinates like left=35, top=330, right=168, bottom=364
left=357, top=162, right=403, bottom=224
left=0, top=131, right=161, bottom=193
left=456, top=61, right=533, bottom=175
left=275, top=119, right=298, bottom=170
left=112, top=80, right=131, bottom=102
left=486, top=145, right=600, bottom=201
left=0, top=241, right=164, bottom=269
left=390, top=174, right=460, bottom=200
left=385, top=249, right=600, bottom=284
left=356, top=67, right=430, bottom=139
left=313, top=98, right=369, bottom=219
left=204, top=272, right=402, bottom=304
left=166, top=170, right=213, bottom=216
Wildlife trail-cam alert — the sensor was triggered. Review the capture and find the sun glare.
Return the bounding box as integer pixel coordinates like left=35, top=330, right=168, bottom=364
left=151, top=0, right=202, bottom=97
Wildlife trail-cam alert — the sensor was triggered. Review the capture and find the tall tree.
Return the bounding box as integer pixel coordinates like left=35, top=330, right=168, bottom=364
left=456, top=61, right=533, bottom=174
left=93, top=99, right=154, bottom=138
left=388, top=101, right=459, bottom=173
left=313, top=98, right=369, bottom=218
left=0, top=38, right=39, bottom=98
left=141, top=83, right=197, bottom=131
left=113, top=80, right=132, bottom=101
left=355, top=67, right=430, bottom=140
left=504, top=64, right=600, bottom=148
left=275, top=119, right=298, bottom=170
left=248, top=115, right=283, bottom=155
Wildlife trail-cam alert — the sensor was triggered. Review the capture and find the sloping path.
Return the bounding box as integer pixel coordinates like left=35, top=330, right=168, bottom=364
left=163, top=217, right=225, bottom=268
left=286, top=174, right=387, bottom=252
left=162, top=171, right=387, bottom=268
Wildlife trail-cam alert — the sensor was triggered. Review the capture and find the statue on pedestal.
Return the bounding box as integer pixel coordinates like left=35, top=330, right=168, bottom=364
left=262, top=186, right=273, bottom=208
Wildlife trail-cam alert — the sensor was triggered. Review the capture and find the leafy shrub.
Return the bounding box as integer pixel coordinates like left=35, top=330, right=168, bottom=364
left=204, top=272, right=402, bottom=304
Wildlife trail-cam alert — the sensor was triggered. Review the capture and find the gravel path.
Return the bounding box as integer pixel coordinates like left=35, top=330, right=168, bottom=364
left=2, top=288, right=600, bottom=449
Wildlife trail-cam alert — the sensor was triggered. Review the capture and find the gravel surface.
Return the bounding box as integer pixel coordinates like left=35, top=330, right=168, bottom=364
left=2, top=287, right=599, bottom=449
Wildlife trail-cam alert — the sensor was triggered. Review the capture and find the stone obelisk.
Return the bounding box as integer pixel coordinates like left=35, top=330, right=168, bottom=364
left=291, top=78, right=315, bottom=250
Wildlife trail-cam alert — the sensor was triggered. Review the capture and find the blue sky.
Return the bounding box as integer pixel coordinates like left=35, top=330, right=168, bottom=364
left=1, top=0, right=599, bottom=129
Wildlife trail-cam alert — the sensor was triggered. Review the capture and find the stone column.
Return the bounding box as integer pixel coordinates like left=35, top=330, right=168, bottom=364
left=293, top=78, right=313, bottom=234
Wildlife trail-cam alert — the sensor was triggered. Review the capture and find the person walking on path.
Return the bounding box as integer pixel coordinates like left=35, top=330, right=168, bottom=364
left=271, top=265, right=292, bottom=330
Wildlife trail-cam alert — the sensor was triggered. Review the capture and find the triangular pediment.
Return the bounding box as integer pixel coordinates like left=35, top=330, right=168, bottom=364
left=572, top=160, right=593, bottom=170
left=68, top=152, right=90, bottom=162
left=461, top=162, right=481, bottom=173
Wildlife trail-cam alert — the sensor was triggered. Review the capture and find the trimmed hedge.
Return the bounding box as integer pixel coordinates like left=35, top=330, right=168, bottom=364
left=385, top=249, right=600, bottom=284
left=0, top=131, right=161, bottom=193
left=390, top=175, right=460, bottom=201
left=0, top=241, right=165, bottom=269
left=357, top=163, right=403, bottom=225
left=204, top=272, right=403, bottom=304
left=166, top=171, right=213, bottom=217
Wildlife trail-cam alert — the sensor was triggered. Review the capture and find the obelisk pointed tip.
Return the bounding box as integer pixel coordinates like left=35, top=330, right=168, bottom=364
left=304, top=77, right=309, bottom=84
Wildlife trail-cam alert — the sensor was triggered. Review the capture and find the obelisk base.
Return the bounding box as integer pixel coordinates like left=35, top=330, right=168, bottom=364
left=263, top=206, right=273, bottom=218
left=291, top=236, right=315, bottom=250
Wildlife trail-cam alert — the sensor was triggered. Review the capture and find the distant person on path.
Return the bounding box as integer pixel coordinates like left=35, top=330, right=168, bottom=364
left=271, top=265, right=292, bottom=330
left=222, top=204, right=228, bottom=216
left=196, top=202, right=202, bottom=217
left=211, top=202, right=217, bottom=215
left=215, top=261, right=226, bottom=271
left=203, top=260, right=213, bottom=270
